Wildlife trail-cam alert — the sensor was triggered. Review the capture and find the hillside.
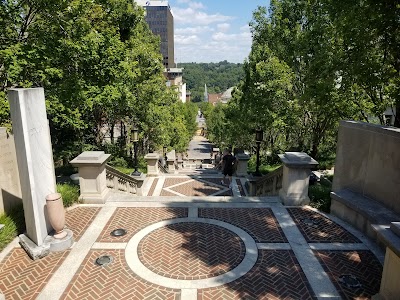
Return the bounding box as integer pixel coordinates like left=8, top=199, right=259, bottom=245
left=180, top=61, right=244, bottom=102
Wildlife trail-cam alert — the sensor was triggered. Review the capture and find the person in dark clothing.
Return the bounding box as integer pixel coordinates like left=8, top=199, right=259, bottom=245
left=220, top=149, right=237, bottom=188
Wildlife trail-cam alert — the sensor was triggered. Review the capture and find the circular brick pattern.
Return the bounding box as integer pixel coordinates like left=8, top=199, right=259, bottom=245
left=138, top=222, right=245, bottom=280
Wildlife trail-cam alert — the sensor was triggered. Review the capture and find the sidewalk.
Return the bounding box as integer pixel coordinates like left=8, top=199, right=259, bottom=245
left=0, top=195, right=384, bottom=299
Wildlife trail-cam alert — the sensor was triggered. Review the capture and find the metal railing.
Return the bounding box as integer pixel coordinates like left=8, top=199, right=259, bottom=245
left=248, top=166, right=283, bottom=196
left=105, top=164, right=140, bottom=194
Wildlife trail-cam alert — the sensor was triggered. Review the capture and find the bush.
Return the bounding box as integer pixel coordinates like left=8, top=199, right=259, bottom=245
left=308, top=184, right=331, bottom=213
left=0, top=204, right=25, bottom=252
left=57, top=183, right=80, bottom=207
left=247, top=154, right=281, bottom=175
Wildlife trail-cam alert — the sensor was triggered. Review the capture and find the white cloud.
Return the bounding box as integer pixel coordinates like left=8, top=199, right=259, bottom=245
left=173, top=7, right=233, bottom=25
left=172, top=1, right=251, bottom=63
left=175, top=26, right=214, bottom=35
left=175, top=34, right=201, bottom=45
left=217, top=23, right=230, bottom=32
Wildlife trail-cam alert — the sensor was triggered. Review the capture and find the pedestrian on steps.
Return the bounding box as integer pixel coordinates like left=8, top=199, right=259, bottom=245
left=220, top=149, right=237, bottom=189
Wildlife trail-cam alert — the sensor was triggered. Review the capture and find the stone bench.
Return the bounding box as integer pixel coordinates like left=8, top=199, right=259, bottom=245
left=371, top=223, right=400, bottom=299
left=330, top=189, right=400, bottom=241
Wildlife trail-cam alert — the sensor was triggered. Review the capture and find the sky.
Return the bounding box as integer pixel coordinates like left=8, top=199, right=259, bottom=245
left=168, top=0, right=270, bottom=64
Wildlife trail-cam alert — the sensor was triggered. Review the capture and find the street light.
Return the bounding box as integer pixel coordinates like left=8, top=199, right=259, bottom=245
left=254, top=127, right=263, bottom=176
left=131, top=125, right=141, bottom=176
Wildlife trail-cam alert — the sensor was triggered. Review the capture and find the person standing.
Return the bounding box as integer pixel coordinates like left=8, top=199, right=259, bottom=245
left=220, top=149, right=237, bottom=188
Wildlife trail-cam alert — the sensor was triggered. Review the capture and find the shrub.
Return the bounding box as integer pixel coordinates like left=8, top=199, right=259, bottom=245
left=57, top=183, right=80, bottom=207
left=0, top=204, right=25, bottom=252
left=308, top=184, right=331, bottom=213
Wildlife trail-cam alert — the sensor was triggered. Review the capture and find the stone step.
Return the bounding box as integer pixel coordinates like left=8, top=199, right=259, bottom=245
left=107, top=191, right=280, bottom=204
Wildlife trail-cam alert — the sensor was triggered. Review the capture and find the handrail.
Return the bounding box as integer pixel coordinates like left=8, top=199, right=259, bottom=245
left=158, top=161, right=169, bottom=173
left=248, top=166, right=283, bottom=196
left=105, top=164, right=140, bottom=194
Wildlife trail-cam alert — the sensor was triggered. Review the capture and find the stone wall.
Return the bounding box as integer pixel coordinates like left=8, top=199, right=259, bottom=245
left=0, top=128, right=22, bottom=213
left=332, top=121, right=400, bottom=214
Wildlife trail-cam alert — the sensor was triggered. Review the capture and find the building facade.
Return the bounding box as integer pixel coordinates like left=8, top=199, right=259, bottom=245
left=137, top=0, right=174, bottom=68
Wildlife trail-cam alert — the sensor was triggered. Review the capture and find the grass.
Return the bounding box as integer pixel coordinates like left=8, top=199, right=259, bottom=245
left=57, top=183, right=80, bottom=207
left=0, top=204, right=25, bottom=252
left=308, top=183, right=332, bottom=213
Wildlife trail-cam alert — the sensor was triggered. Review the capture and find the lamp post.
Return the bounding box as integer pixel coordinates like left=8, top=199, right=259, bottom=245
left=131, top=125, right=141, bottom=176
left=254, top=127, right=263, bottom=176
left=163, top=145, right=167, bottom=167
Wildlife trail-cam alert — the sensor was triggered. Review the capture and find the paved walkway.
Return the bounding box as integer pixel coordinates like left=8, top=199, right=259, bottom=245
left=0, top=193, right=384, bottom=300
left=0, top=132, right=385, bottom=299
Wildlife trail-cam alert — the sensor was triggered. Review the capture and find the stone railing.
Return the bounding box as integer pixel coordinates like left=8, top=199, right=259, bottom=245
left=71, top=151, right=145, bottom=203
left=105, top=165, right=144, bottom=195
left=158, top=161, right=169, bottom=174
left=248, top=166, right=283, bottom=196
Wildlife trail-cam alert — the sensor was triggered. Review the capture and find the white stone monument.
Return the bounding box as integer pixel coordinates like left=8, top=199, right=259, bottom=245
left=8, top=88, right=73, bottom=259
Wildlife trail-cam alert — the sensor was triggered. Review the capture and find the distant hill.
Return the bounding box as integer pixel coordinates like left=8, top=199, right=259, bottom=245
left=179, top=61, right=244, bottom=102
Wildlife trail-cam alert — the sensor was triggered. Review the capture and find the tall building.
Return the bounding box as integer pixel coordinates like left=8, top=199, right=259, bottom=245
left=136, top=0, right=174, bottom=68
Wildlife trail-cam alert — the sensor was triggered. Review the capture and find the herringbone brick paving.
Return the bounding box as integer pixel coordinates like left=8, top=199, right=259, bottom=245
left=65, top=207, right=100, bottom=241
left=138, top=222, right=245, bottom=280
left=198, top=250, right=316, bottom=300
left=315, top=250, right=382, bottom=300
left=147, top=178, right=158, bottom=196
left=98, top=207, right=188, bottom=242
left=287, top=207, right=360, bottom=243
left=170, top=178, right=232, bottom=196
left=60, top=250, right=180, bottom=300
left=199, top=208, right=287, bottom=242
left=167, top=179, right=232, bottom=196
left=0, top=248, right=69, bottom=300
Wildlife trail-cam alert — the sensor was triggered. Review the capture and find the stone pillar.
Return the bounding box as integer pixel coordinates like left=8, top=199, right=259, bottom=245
left=373, top=222, right=400, bottom=300
left=144, top=153, right=160, bottom=176
left=236, top=153, right=250, bottom=177
left=278, top=152, right=318, bottom=206
left=8, top=88, right=56, bottom=247
left=70, top=151, right=111, bottom=203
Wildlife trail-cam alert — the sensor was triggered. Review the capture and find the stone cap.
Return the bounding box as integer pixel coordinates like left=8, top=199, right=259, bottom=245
left=391, top=222, right=400, bottom=237
left=70, top=151, right=111, bottom=166
left=166, top=150, right=176, bottom=161
left=144, top=153, right=160, bottom=160
left=236, top=153, right=250, bottom=160
left=278, top=152, right=318, bottom=168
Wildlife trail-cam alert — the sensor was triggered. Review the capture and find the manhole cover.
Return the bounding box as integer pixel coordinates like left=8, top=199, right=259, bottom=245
left=95, top=255, right=113, bottom=267
left=110, top=228, right=127, bottom=237
left=302, top=218, right=320, bottom=227
left=339, top=274, right=362, bottom=289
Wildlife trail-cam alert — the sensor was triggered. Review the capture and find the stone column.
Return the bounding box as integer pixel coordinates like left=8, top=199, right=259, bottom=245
left=70, top=151, right=111, bottom=203
left=235, top=153, right=250, bottom=177
left=278, top=152, right=318, bottom=206
left=144, top=153, right=160, bottom=176
left=8, top=88, right=56, bottom=247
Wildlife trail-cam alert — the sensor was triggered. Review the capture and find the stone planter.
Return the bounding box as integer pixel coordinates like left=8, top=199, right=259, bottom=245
left=45, top=193, right=67, bottom=239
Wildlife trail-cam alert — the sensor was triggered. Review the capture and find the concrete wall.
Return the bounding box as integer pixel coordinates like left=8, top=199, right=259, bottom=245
left=332, top=121, right=400, bottom=214
left=0, top=128, right=22, bottom=213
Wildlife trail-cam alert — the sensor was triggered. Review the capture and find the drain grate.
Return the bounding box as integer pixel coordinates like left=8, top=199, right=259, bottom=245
left=302, top=218, right=320, bottom=227
left=95, top=255, right=113, bottom=267
left=339, top=274, right=362, bottom=289
left=110, top=228, right=127, bottom=237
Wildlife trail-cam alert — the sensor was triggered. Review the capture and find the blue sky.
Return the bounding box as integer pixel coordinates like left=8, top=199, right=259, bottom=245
left=169, top=0, right=270, bottom=63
